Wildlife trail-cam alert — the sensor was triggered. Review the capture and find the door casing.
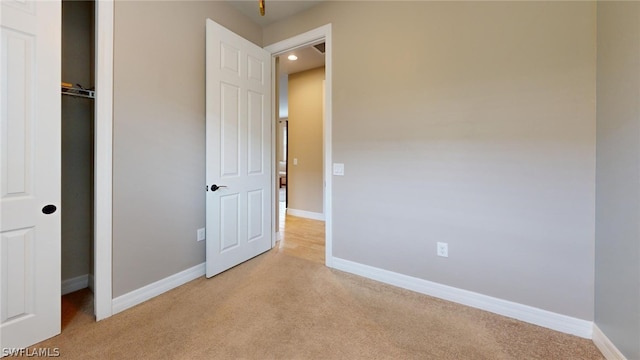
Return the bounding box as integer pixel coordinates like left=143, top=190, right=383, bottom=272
left=93, top=0, right=114, bottom=321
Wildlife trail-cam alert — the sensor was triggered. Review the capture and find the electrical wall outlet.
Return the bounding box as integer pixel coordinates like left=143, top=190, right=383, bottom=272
left=197, top=228, right=206, bottom=241
left=437, top=242, right=448, bottom=257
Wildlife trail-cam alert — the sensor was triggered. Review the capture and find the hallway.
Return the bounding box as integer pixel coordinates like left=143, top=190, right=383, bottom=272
left=276, top=187, right=325, bottom=264
left=277, top=213, right=325, bottom=265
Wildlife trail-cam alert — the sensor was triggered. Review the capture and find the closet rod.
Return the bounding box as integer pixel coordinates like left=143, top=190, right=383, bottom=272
left=61, top=83, right=95, bottom=99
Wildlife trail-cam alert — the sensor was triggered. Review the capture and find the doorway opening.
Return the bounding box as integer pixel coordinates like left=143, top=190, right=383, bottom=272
left=60, top=0, right=114, bottom=328
left=60, top=0, right=96, bottom=330
left=271, top=35, right=330, bottom=265
left=277, top=54, right=326, bottom=263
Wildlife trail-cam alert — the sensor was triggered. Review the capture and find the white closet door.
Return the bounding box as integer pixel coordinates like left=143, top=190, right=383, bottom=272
left=1, top=0, right=62, bottom=349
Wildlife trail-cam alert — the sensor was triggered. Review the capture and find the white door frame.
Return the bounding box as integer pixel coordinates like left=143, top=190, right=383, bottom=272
left=93, top=0, right=114, bottom=321
left=264, top=24, right=333, bottom=267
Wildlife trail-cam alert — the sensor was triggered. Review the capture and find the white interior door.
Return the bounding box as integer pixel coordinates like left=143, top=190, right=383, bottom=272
left=205, top=19, right=272, bottom=278
left=1, top=0, right=62, bottom=349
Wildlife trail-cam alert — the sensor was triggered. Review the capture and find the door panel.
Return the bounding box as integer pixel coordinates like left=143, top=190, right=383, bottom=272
left=3, top=229, right=34, bottom=320
left=247, top=91, right=264, bottom=175
left=220, top=194, right=240, bottom=252
left=247, top=189, right=263, bottom=241
left=205, top=19, right=272, bottom=278
left=1, top=0, right=61, bottom=349
left=221, top=83, right=240, bottom=177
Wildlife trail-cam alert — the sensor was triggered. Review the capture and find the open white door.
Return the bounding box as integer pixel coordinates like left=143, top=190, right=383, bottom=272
left=1, top=0, right=62, bottom=349
left=205, top=20, right=272, bottom=278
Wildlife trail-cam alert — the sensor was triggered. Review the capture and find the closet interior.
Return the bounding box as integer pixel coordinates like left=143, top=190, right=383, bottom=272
left=61, top=0, right=95, bottom=315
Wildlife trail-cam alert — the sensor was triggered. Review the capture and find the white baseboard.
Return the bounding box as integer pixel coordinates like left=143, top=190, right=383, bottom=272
left=61, top=274, right=89, bottom=295
left=330, top=257, right=593, bottom=339
left=112, top=263, right=205, bottom=315
left=286, top=208, right=324, bottom=221
left=593, top=324, right=627, bottom=359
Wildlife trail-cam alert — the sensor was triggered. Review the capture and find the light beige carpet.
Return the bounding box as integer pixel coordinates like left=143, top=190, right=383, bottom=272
left=36, top=250, right=603, bottom=359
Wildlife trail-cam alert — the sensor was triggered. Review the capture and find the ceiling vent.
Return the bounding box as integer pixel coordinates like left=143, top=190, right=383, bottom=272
left=313, top=42, right=326, bottom=54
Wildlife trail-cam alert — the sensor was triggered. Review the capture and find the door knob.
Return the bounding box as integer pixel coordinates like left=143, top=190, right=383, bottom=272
left=210, top=184, right=227, bottom=192
left=42, top=205, right=57, bottom=214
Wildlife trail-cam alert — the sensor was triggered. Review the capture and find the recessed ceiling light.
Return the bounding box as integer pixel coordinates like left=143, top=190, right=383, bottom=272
left=288, top=54, right=298, bottom=61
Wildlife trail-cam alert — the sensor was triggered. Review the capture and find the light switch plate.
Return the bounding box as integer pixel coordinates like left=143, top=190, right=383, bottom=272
left=333, top=163, right=345, bottom=176
left=437, top=242, right=448, bottom=257
left=197, top=228, right=206, bottom=241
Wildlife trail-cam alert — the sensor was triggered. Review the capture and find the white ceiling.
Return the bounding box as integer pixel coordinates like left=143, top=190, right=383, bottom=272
left=225, top=0, right=325, bottom=27
left=278, top=45, right=325, bottom=75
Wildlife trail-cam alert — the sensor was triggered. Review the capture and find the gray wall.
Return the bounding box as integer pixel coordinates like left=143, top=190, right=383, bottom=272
left=264, top=1, right=597, bottom=320
left=61, top=0, right=94, bottom=282
left=112, top=1, right=261, bottom=297
left=288, top=67, right=324, bottom=214
left=595, top=2, right=640, bottom=358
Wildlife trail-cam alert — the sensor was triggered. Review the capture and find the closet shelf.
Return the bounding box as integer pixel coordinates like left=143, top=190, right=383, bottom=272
left=61, top=83, right=95, bottom=99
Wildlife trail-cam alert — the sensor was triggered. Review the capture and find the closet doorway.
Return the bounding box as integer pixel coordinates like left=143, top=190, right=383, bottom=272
left=60, top=0, right=96, bottom=326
